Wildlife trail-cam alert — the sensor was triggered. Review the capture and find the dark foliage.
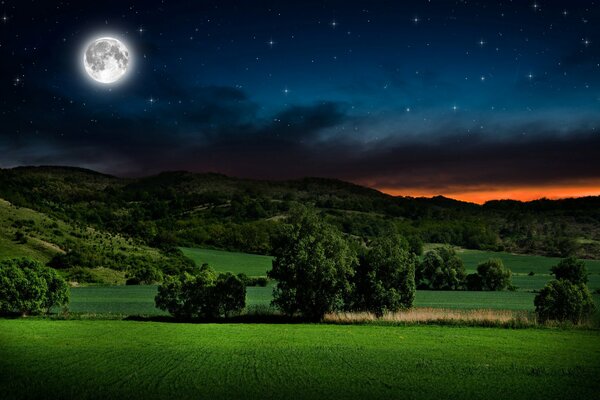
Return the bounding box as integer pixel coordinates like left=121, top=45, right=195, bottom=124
left=268, top=207, right=357, bottom=321
left=534, top=280, right=595, bottom=324
left=349, top=235, right=416, bottom=316
left=550, top=257, right=588, bottom=285
left=417, top=246, right=467, bottom=290
left=466, top=259, right=513, bottom=291
left=154, top=265, right=246, bottom=319
left=0, top=258, right=69, bottom=315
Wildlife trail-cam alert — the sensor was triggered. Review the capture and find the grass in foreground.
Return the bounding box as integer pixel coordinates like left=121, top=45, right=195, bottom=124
left=0, top=320, right=599, bottom=400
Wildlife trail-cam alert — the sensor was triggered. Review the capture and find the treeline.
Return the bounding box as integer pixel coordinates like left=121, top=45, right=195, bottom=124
left=156, top=208, right=515, bottom=321
left=155, top=207, right=595, bottom=324
left=1, top=167, right=599, bottom=260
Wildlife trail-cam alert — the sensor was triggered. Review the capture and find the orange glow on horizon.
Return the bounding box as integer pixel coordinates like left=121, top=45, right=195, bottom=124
left=378, top=185, right=600, bottom=204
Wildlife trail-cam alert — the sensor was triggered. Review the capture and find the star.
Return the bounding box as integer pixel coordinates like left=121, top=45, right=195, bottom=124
left=452, top=105, right=458, bottom=111
left=412, top=16, right=420, bottom=24
left=137, top=26, right=145, bottom=34
left=330, top=20, right=338, bottom=28
left=1, top=15, right=7, bottom=23
left=478, top=39, right=486, bottom=47
left=582, top=38, right=591, bottom=47
left=148, top=97, right=156, bottom=105
left=268, top=38, right=275, bottom=48
left=283, top=87, right=290, bottom=95
left=480, top=76, right=486, bottom=81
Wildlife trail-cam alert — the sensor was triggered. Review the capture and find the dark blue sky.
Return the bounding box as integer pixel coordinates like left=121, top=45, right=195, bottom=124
left=1, top=0, right=599, bottom=201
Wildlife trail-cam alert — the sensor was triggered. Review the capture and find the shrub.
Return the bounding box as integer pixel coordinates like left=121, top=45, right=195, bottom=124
left=350, top=235, right=416, bottom=316
left=268, top=207, right=357, bottom=321
left=237, top=273, right=270, bottom=287
left=126, top=266, right=163, bottom=285
left=155, top=265, right=245, bottom=319
left=550, top=257, right=588, bottom=285
left=534, top=280, right=595, bottom=324
left=14, top=231, right=27, bottom=244
left=466, top=259, right=512, bottom=291
left=417, top=246, right=466, bottom=290
left=0, top=258, right=69, bottom=315
left=66, top=267, right=97, bottom=283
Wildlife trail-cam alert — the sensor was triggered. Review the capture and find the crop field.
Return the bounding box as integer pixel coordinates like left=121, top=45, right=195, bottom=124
left=180, top=247, right=273, bottom=276
left=65, top=285, right=600, bottom=316
left=180, top=247, right=600, bottom=291
left=0, top=320, right=598, bottom=400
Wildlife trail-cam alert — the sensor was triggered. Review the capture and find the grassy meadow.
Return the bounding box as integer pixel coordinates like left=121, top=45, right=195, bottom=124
left=180, top=247, right=273, bottom=276
left=1, top=320, right=598, bottom=400
left=181, top=246, right=600, bottom=291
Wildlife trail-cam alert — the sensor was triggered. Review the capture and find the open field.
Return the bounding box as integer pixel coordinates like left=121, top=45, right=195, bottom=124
left=180, top=247, right=273, bottom=276
left=65, top=285, right=600, bottom=316
left=180, top=246, right=600, bottom=291
left=0, top=320, right=598, bottom=400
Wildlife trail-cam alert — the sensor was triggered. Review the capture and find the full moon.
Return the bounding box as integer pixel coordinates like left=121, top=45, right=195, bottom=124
left=83, top=37, right=130, bottom=84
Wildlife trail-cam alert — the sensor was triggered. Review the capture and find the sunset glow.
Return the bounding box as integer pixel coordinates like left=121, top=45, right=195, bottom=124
left=379, top=185, right=600, bottom=204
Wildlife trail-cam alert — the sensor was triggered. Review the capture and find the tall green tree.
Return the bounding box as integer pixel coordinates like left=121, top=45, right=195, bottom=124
left=551, top=257, right=588, bottom=285
left=0, top=259, right=69, bottom=315
left=268, top=207, right=357, bottom=321
left=417, top=246, right=466, bottom=290
left=534, top=280, right=595, bottom=324
left=466, top=258, right=512, bottom=291
left=350, top=235, right=416, bottom=316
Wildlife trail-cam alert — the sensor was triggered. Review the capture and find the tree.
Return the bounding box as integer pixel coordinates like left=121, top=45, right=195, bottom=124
left=155, top=265, right=246, bottom=319
left=350, top=235, right=416, bottom=316
left=534, top=279, right=595, bottom=324
left=416, top=246, right=466, bottom=290
left=214, top=273, right=246, bottom=317
left=0, top=258, right=69, bottom=315
left=551, top=257, right=588, bottom=285
left=466, top=258, right=512, bottom=291
left=268, top=207, right=357, bottom=321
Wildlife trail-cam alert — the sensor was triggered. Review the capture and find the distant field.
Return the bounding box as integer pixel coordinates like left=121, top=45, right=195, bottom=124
left=1, top=320, right=598, bottom=400
left=180, top=246, right=600, bottom=290
left=67, top=285, right=600, bottom=316
left=456, top=248, right=600, bottom=274
left=180, top=247, right=272, bottom=276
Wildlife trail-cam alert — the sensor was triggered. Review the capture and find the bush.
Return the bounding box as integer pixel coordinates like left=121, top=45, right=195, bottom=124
left=268, top=207, right=357, bottom=321
left=551, top=257, right=588, bottom=285
left=534, top=279, right=595, bottom=324
left=66, top=267, right=97, bottom=283
left=0, top=258, right=69, bottom=315
left=237, top=273, right=270, bottom=287
left=155, top=265, right=245, bottom=319
left=466, top=259, right=512, bottom=291
left=417, top=246, right=466, bottom=290
left=126, top=266, right=163, bottom=285
left=350, top=235, right=416, bottom=316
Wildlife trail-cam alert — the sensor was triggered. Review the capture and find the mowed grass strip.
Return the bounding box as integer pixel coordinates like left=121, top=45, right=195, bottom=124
left=0, top=320, right=599, bottom=400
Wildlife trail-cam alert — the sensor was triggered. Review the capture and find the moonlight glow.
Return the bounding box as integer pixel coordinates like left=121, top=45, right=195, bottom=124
left=83, top=37, right=130, bottom=84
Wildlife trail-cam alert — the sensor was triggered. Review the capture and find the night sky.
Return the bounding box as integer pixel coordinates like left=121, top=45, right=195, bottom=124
left=1, top=0, right=599, bottom=202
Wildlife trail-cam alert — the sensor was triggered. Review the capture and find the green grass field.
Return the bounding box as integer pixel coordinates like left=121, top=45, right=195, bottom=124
left=0, top=319, right=598, bottom=400
left=179, top=246, right=600, bottom=291
left=66, top=285, right=600, bottom=316
left=180, top=247, right=273, bottom=276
